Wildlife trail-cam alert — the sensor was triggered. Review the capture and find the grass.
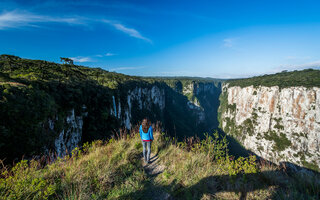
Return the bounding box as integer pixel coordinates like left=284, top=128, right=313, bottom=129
left=1, top=130, right=319, bottom=200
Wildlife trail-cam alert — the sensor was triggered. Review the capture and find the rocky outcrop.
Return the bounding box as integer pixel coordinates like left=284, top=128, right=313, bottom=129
left=49, top=109, right=86, bottom=157
left=111, top=86, right=166, bottom=129
left=220, top=84, right=320, bottom=171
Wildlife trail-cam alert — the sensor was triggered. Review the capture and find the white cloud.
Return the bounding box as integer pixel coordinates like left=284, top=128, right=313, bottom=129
left=103, top=19, right=152, bottom=43
left=0, top=10, right=152, bottom=43
left=95, top=53, right=117, bottom=57
left=70, top=56, right=92, bottom=63
left=223, top=38, right=233, bottom=47
left=69, top=52, right=116, bottom=62
left=0, top=10, right=84, bottom=29
left=105, top=53, right=116, bottom=56
left=271, top=60, right=320, bottom=73
left=294, top=60, right=320, bottom=68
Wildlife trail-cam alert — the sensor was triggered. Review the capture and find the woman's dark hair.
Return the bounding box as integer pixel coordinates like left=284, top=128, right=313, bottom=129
left=142, top=118, right=150, bottom=133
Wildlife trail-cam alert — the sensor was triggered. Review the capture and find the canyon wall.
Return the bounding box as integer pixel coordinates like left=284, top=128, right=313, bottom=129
left=110, top=85, right=165, bottom=130
left=49, top=81, right=220, bottom=157
left=219, top=84, right=320, bottom=171
left=51, top=109, right=87, bottom=157
left=110, top=81, right=221, bottom=138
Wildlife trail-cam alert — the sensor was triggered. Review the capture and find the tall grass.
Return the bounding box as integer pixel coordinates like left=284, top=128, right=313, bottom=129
left=1, top=129, right=319, bottom=199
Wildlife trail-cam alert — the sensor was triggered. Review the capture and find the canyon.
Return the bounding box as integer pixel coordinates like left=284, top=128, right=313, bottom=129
left=0, top=55, right=319, bottom=172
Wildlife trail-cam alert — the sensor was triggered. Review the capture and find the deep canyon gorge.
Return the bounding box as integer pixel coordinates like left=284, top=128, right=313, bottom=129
left=0, top=55, right=319, bottom=172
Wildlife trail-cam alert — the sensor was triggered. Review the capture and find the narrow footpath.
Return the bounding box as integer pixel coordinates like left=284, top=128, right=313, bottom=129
left=142, top=153, right=173, bottom=200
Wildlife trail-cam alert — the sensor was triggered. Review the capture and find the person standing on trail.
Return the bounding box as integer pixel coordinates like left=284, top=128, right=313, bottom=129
left=139, top=118, right=153, bottom=164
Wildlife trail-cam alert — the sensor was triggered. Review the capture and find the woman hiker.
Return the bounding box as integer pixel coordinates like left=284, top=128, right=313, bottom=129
left=139, top=118, right=154, bottom=164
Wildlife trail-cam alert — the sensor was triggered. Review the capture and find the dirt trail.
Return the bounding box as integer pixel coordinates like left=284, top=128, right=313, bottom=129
left=142, top=153, right=172, bottom=200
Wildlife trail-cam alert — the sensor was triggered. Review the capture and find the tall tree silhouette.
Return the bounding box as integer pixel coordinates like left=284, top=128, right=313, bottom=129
left=60, top=57, right=74, bottom=65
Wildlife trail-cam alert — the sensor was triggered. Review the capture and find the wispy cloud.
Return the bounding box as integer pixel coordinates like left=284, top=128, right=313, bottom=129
left=296, top=60, right=320, bottom=68
left=223, top=38, right=233, bottom=47
left=70, top=56, right=92, bottom=63
left=69, top=52, right=117, bottom=62
left=96, top=53, right=117, bottom=57
left=105, top=53, right=116, bottom=56
left=103, top=20, right=152, bottom=43
left=0, top=10, right=152, bottom=43
left=110, top=66, right=145, bottom=71
left=0, top=10, right=84, bottom=29
left=271, top=60, right=320, bottom=73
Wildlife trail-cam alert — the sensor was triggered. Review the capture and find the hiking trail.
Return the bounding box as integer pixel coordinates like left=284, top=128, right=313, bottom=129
left=142, top=153, right=172, bottom=200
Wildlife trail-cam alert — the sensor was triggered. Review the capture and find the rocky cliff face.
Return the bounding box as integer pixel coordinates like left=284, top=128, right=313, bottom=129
left=52, top=82, right=220, bottom=158
left=220, top=84, right=320, bottom=171
left=110, top=85, right=166, bottom=130
left=182, top=82, right=221, bottom=129
left=47, top=108, right=87, bottom=157
left=110, top=82, right=221, bottom=132
left=46, top=85, right=166, bottom=158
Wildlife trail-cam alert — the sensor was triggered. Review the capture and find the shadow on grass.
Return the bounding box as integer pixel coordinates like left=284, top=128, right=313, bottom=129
left=118, top=165, right=320, bottom=200
left=121, top=138, right=320, bottom=200
left=174, top=171, right=284, bottom=200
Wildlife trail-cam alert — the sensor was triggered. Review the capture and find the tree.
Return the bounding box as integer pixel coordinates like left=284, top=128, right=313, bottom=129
left=60, top=57, right=74, bottom=65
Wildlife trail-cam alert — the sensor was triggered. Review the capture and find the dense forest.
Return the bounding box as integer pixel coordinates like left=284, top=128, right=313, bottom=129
left=227, top=69, right=320, bottom=88
left=0, top=55, right=129, bottom=162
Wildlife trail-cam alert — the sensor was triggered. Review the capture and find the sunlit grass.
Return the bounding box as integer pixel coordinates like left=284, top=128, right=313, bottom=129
left=1, top=131, right=319, bottom=199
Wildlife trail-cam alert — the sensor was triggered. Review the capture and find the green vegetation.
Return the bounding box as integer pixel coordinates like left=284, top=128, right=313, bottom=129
left=217, top=88, right=228, bottom=128
left=264, top=131, right=292, bottom=151
left=274, top=118, right=284, bottom=130
left=0, top=55, right=222, bottom=164
left=243, top=118, right=254, bottom=136
left=301, top=160, right=320, bottom=172
left=60, top=57, right=74, bottom=65
left=0, top=55, right=128, bottom=162
left=227, top=69, right=320, bottom=88
left=1, top=131, right=319, bottom=200
left=227, top=103, right=237, bottom=112
left=143, top=76, right=224, bottom=88
left=1, top=55, right=319, bottom=199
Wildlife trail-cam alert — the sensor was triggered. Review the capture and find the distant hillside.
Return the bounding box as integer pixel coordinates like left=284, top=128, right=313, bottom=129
left=143, top=76, right=225, bottom=85
left=227, top=69, right=320, bottom=88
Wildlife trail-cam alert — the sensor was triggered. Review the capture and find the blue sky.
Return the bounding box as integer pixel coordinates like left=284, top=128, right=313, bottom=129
left=1, top=0, right=320, bottom=78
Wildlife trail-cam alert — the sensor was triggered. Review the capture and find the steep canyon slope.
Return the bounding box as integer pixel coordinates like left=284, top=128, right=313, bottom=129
left=1, top=55, right=319, bottom=173
left=219, top=69, right=320, bottom=171
left=0, top=55, right=221, bottom=162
